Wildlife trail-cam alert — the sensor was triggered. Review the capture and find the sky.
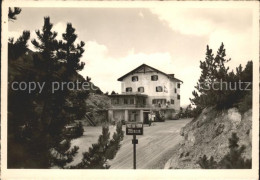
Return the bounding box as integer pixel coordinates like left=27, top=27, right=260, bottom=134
left=8, top=6, right=254, bottom=106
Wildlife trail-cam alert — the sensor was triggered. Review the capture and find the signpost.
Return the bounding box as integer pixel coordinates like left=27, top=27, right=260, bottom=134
left=126, top=122, right=144, bottom=169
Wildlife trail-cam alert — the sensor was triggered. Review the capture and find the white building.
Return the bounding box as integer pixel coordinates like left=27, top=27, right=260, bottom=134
left=108, top=64, right=183, bottom=123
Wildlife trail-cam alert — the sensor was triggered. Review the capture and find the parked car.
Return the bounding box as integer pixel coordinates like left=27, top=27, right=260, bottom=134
left=63, top=122, right=84, bottom=139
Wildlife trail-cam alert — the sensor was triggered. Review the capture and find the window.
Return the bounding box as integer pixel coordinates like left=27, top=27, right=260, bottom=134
left=143, top=99, right=146, bottom=105
left=126, top=87, right=132, bottom=92
left=177, top=83, right=181, bottom=88
left=132, top=76, right=138, bottom=82
left=175, top=88, right=177, bottom=93
left=114, top=98, right=119, bottom=104
left=152, top=99, right=166, bottom=105
left=152, top=99, right=156, bottom=104
left=177, top=95, right=180, bottom=100
left=124, top=98, right=128, bottom=104
left=138, top=87, right=144, bottom=93
left=130, top=98, right=134, bottom=104
left=171, top=99, right=174, bottom=104
left=161, top=99, right=166, bottom=105
left=151, top=75, right=158, bottom=81
left=156, top=86, right=163, bottom=92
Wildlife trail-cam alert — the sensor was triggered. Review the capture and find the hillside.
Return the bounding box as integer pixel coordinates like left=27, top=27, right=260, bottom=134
left=84, top=94, right=112, bottom=125
left=165, top=107, right=252, bottom=169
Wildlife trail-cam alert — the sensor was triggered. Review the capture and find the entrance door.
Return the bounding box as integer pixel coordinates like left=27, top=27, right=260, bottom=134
left=143, top=112, right=149, bottom=124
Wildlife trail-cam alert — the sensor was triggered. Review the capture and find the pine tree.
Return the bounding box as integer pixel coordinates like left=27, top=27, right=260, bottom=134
left=57, top=23, right=88, bottom=122
left=105, top=122, right=124, bottom=160
left=8, top=7, right=30, bottom=61
left=190, top=43, right=252, bottom=116
left=8, top=16, right=89, bottom=168
left=8, top=31, right=30, bottom=60
left=219, top=133, right=251, bottom=169
left=50, top=140, right=79, bottom=168
left=73, top=125, right=110, bottom=169
left=71, top=122, right=124, bottom=169
left=29, top=17, right=78, bottom=168
left=190, top=43, right=230, bottom=110
left=59, top=23, right=85, bottom=77
left=31, top=17, right=59, bottom=72
left=8, top=7, right=21, bottom=21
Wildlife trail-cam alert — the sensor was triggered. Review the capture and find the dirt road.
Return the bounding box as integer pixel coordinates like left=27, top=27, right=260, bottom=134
left=109, top=119, right=192, bottom=169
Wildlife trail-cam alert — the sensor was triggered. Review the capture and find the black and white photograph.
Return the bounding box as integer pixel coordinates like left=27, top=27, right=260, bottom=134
left=1, top=1, right=259, bottom=179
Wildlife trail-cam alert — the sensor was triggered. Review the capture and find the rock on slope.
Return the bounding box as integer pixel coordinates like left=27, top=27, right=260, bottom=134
left=165, top=107, right=252, bottom=169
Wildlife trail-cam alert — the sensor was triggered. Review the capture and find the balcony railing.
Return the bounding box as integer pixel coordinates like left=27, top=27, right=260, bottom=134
left=111, top=103, right=148, bottom=108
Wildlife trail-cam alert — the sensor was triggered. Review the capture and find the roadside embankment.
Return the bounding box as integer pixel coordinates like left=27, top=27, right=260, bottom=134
left=164, top=107, right=252, bottom=169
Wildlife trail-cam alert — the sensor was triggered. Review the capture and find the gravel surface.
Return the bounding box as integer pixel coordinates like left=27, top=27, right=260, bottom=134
left=109, top=119, right=192, bottom=169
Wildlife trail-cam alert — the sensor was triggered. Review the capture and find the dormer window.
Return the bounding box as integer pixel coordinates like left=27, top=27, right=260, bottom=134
left=138, top=87, right=144, bottom=93
left=156, top=86, right=163, bottom=92
left=126, top=87, right=132, bottom=92
left=151, top=75, right=158, bottom=81
left=132, top=76, right=138, bottom=82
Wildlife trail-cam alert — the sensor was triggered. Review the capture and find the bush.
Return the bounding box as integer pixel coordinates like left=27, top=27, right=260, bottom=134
left=198, top=155, right=218, bottom=169
left=235, top=91, right=252, bottom=114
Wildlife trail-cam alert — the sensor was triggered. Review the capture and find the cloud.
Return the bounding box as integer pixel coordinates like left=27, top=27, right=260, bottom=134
left=150, top=8, right=214, bottom=36
left=150, top=7, right=252, bottom=37
left=79, top=41, right=192, bottom=102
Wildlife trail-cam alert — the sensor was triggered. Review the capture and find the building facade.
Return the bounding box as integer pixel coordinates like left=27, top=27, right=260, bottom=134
left=108, top=64, right=183, bottom=123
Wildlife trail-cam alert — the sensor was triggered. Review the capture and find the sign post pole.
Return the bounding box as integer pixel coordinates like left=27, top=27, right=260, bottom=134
left=133, top=135, right=136, bottom=169
left=126, top=122, right=143, bottom=169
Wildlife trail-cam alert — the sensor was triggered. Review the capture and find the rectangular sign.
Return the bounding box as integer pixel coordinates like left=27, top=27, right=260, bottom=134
left=126, top=122, right=143, bottom=135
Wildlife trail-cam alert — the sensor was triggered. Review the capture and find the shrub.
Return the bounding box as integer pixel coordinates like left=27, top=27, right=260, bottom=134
left=198, top=155, right=218, bottom=169
left=198, top=133, right=252, bottom=169
left=235, top=91, right=252, bottom=114
left=219, top=133, right=251, bottom=169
